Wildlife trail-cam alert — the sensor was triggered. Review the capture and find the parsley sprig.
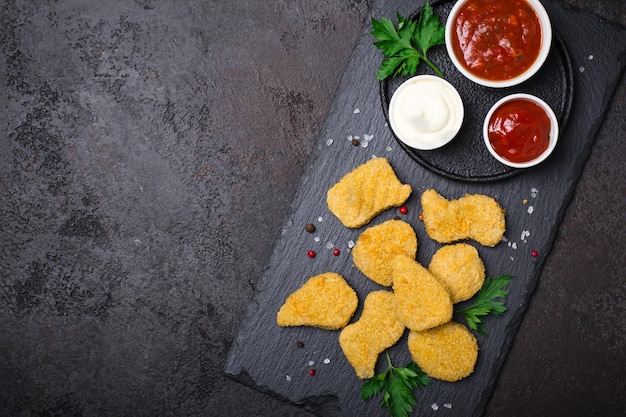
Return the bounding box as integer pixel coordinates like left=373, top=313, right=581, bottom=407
left=370, top=2, right=446, bottom=80
left=456, top=274, right=513, bottom=336
left=362, top=351, right=431, bottom=417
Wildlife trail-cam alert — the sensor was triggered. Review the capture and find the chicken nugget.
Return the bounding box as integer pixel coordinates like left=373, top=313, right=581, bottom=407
left=428, top=243, right=486, bottom=304
left=327, top=157, right=412, bottom=228
left=421, top=189, right=505, bottom=247
left=407, top=322, right=478, bottom=382
left=338, top=291, right=405, bottom=379
left=392, top=254, right=452, bottom=331
left=351, top=219, right=418, bottom=286
left=277, top=272, right=358, bottom=330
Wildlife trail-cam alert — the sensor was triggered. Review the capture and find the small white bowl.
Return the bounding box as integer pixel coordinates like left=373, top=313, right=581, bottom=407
left=445, top=0, right=552, bottom=88
left=388, top=75, right=464, bottom=150
left=483, top=93, right=558, bottom=168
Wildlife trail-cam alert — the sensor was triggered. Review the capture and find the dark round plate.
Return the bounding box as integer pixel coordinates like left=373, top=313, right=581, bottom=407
left=380, top=0, right=575, bottom=182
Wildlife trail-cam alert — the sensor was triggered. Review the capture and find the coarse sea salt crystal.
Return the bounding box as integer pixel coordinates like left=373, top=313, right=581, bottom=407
left=431, top=403, right=439, bottom=411
left=354, top=108, right=360, bottom=114
left=588, top=54, right=594, bottom=60
left=444, top=403, right=452, bottom=409
left=326, top=139, right=333, bottom=146
left=314, top=236, right=321, bottom=243
left=286, top=375, right=291, bottom=382
left=361, top=141, right=369, bottom=148
left=308, top=360, right=315, bottom=366
left=531, top=187, right=539, bottom=198
left=527, top=205, right=534, bottom=214
left=579, top=66, right=585, bottom=73
left=364, top=134, right=374, bottom=142
left=318, top=216, right=323, bottom=222
left=347, top=240, right=355, bottom=249
left=386, top=145, right=393, bottom=152
left=323, top=358, right=331, bottom=364
left=326, top=241, right=334, bottom=249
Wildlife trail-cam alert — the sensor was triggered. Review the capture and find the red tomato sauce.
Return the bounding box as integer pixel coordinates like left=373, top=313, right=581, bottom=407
left=487, top=99, right=551, bottom=163
left=450, top=0, right=542, bottom=81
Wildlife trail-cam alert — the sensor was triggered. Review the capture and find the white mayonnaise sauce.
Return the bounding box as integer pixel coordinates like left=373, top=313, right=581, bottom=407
left=389, top=75, right=464, bottom=150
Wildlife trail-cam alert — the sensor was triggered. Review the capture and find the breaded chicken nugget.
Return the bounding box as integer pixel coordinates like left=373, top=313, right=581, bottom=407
left=428, top=243, right=486, bottom=304
left=407, top=322, right=478, bottom=382
left=421, top=189, right=505, bottom=247
left=339, top=291, right=405, bottom=379
left=351, top=219, right=418, bottom=286
left=392, top=254, right=452, bottom=331
left=327, top=157, right=412, bottom=228
left=277, top=272, right=358, bottom=330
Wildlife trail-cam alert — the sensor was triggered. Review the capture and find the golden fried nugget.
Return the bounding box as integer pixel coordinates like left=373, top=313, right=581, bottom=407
left=351, top=219, right=418, bottom=286
left=392, top=254, right=453, bottom=331
left=277, top=272, right=358, bottom=330
left=327, top=157, right=412, bottom=228
left=428, top=243, right=486, bottom=304
left=338, top=291, right=405, bottom=379
left=421, top=189, right=506, bottom=247
left=407, top=322, right=478, bottom=382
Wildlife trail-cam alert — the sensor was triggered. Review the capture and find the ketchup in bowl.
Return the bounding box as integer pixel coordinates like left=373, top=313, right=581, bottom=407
left=446, top=0, right=551, bottom=87
left=487, top=98, right=549, bottom=163
left=483, top=94, right=558, bottom=168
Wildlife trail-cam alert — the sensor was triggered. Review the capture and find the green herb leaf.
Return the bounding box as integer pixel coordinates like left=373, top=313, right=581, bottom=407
left=405, top=361, right=431, bottom=388
left=361, top=351, right=431, bottom=417
left=361, top=372, right=388, bottom=400
left=413, top=1, right=445, bottom=54
left=456, top=274, right=513, bottom=336
left=370, top=2, right=445, bottom=80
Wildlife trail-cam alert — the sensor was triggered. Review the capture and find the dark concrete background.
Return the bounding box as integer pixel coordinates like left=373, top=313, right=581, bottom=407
left=0, top=1, right=624, bottom=416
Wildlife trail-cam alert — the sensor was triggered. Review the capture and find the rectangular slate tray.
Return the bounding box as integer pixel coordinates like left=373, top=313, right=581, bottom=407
left=225, top=1, right=626, bottom=416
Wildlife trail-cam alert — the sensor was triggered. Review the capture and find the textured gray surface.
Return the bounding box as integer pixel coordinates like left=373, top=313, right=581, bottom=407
left=0, top=1, right=624, bottom=417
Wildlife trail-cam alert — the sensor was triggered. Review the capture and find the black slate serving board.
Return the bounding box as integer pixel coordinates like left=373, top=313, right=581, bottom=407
left=225, top=1, right=626, bottom=416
